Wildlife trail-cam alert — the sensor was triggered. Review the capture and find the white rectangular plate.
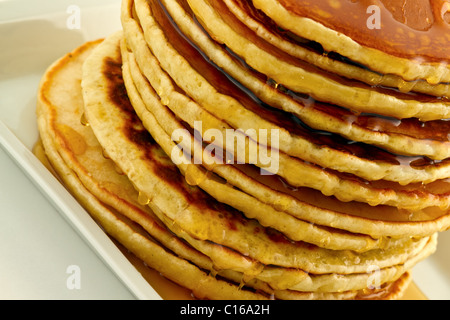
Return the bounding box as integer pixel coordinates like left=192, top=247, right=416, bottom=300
left=1, top=0, right=449, bottom=300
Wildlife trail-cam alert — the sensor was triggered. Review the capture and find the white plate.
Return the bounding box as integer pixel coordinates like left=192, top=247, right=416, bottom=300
left=0, top=0, right=160, bottom=300
left=1, top=0, right=449, bottom=300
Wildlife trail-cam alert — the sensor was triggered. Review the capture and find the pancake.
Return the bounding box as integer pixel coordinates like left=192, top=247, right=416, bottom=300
left=32, top=27, right=434, bottom=300
left=222, top=0, right=450, bottom=98
left=35, top=36, right=271, bottom=300
left=32, top=36, right=268, bottom=291
left=123, top=38, right=441, bottom=262
left=251, top=0, right=450, bottom=84
left=32, top=32, right=366, bottom=298
left=128, top=0, right=450, bottom=186
left=117, top=27, right=436, bottom=294
left=186, top=0, right=450, bottom=121
left=122, top=0, right=450, bottom=240
left=273, top=270, right=413, bottom=300
left=120, top=33, right=439, bottom=292
left=123, top=0, right=450, bottom=212
left=157, top=0, right=450, bottom=162
left=33, top=0, right=450, bottom=300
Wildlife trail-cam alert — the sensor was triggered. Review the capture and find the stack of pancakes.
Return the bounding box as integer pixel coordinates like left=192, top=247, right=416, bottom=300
left=35, top=0, right=450, bottom=300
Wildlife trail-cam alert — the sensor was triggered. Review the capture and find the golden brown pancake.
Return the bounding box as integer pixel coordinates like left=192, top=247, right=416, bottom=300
left=121, top=0, right=450, bottom=241
left=252, top=0, right=450, bottom=84
left=37, top=32, right=402, bottom=299
left=31, top=25, right=433, bottom=301
left=121, top=31, right=439, bottom=294
left=35, top=36, right=271, bottom=300
left=121, top=10, right=450, bottom=245
left=124, top=0, right=450, bottom=212
left=273, top=0, right=450, bottom=62
left=82, top=31, right=435, bottom=275
left=128, top=0, right=450, bottom=185
left=222, top=0, right=450, bottom=97
left=116, top=25, right=436, bottom=298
